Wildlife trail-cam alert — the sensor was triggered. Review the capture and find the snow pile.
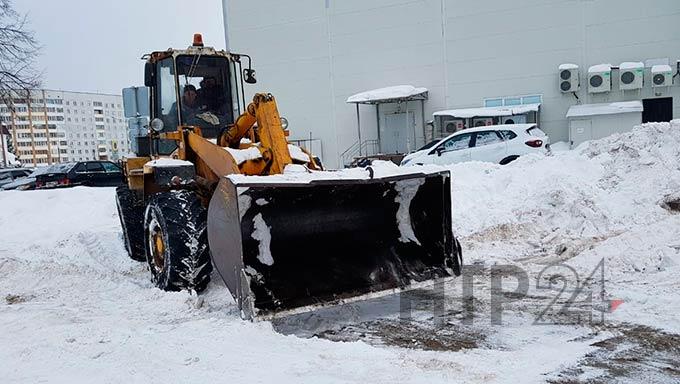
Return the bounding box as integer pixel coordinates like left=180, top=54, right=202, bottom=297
left=228, top=159, right=445, bottom=185
left=448, top=120, right=680, bottom=310
left=251, top=213, right=274, bottom=266
left=394, top=178, right=425, bottom=245
left=450, top=121, right=679, bottom=237
left=145, top=158, right=193, bottom=168
left=288, top=144, right=311, bottom=163
left=224, top=146, right=262, bottom=164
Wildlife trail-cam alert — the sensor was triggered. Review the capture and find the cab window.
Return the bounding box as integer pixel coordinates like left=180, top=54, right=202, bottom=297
left=175, top=55, right=233, bottom=134
left=157, top=57, right=178, bottom=126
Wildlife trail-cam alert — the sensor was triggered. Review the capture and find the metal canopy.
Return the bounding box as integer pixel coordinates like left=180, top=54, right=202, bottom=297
left=346, top=85, right=429, bottom=105
left=345, top=85, right=429, bottom=158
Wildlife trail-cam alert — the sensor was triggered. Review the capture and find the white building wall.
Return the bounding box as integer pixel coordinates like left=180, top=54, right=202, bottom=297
left=569, top=112, right=642, bottom=147
left=225, top=0, right=680, bottom=168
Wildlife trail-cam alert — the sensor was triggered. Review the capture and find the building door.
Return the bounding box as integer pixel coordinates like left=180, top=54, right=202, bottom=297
left=642, top=98, right=673, bottom=123
left=382, top=112, right=416, bottom=154
left=570, top=119, right=592, bottom=147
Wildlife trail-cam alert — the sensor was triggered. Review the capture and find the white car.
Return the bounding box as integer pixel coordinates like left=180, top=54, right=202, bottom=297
left=400, top=124, right=549, bottom=166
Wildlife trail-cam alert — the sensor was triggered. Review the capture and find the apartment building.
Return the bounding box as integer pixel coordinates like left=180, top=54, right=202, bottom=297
left=0, top=89, right=130, bottom=167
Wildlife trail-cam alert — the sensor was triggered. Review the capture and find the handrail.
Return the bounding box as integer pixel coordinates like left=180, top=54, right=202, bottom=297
left=341, top=139, right=379, bottom=166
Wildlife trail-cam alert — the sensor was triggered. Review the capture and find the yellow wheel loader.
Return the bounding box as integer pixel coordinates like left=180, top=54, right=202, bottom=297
left=117, top=35, right=462, bottom=320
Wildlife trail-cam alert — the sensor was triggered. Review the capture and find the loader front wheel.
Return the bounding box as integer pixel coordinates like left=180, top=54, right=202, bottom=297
left=144, top=190, right=212, bottom=293
left=116, top=186, right=146, bottom=262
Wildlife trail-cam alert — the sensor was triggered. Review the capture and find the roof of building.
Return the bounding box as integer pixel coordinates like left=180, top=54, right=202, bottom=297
left=346, top=85, right=428, bottom=104
left=433, top=103, right=541, bottom=118
left=566, top=101, right=643, bottom=118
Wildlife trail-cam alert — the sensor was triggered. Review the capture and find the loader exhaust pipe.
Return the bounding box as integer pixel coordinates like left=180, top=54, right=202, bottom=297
left=208, top=170, right=461, bottom=320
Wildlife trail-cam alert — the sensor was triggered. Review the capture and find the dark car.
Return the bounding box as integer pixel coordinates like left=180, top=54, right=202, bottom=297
left=0, top=168, right=32, bottom=189
left=35, top=161, right=124, bottom=189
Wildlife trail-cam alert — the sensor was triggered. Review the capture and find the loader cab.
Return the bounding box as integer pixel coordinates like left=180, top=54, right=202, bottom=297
left=139, top=36, right=255, bottom=155
left=153, top=54, right=234, bottom=138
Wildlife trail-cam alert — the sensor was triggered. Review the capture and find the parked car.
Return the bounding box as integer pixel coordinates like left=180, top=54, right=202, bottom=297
left=400, top=124, right=549, bottom=166
left=1, top=164, right=76, bottom=191
left=35, top=161, right=124, bottom=189
left=0, top=168, right=32, bottom=189
left=2, top=167, right=46, bottom=190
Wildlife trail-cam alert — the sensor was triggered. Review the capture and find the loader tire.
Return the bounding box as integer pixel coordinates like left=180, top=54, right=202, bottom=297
left=116, top=186, right=146, bottom=262
left=144, top=190, right=212, bottom=293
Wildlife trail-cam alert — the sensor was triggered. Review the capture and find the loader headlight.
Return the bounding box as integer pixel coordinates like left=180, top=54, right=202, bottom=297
left=150, top=118, right=164, bottom=133
left=280, top=117, right=289, bottom=130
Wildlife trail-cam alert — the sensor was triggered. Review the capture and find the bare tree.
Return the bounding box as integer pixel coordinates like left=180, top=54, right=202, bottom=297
left=0, top=0, right=40, bottom=106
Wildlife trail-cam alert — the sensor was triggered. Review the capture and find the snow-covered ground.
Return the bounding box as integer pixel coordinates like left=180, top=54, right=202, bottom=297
left=1, top=122, right=679, bottom=383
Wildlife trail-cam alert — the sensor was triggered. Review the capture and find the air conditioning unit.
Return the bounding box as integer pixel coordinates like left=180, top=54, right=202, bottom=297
left=558, top=63, right=580, bottom=93
left=588, top=64, right=612, bottom=93
left=619, top=62, right=644, bottom=90
left=651, top=64, right=673, bottom=87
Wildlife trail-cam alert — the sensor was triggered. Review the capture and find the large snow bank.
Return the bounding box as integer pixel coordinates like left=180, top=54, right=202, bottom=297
left=450, top=120, right=680, bottom=241
left=449, top=120, right=680, bottom=331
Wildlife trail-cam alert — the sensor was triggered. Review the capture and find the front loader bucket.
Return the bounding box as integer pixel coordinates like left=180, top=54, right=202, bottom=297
left=207, top=170, right=461, bottom=320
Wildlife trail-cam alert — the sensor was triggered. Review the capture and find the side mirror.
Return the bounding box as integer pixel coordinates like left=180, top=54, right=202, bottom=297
left=122, top=86, right=150, bottom=118
left=144, top=62, right=155, bottom=87
left=243, top=68, right=257, bottom=84
left=434, top=146, right=444, bottom=157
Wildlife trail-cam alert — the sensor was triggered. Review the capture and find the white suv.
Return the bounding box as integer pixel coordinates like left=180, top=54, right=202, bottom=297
left=400, top=124, right=549, bottom=166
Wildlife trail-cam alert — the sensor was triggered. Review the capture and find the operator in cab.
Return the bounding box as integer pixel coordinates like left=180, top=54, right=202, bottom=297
left=169, top=84, right=200, bottom=124
left=197, top=76, right=224, bottom=114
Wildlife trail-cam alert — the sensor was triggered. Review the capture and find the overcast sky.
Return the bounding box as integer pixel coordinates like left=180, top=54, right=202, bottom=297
left=15, top=0, right=224, bottom=95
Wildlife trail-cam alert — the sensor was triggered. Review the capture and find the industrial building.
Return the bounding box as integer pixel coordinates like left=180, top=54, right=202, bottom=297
left=223, top=0, right=680, bottom=168
left=0, top=90, right=129, bottom=167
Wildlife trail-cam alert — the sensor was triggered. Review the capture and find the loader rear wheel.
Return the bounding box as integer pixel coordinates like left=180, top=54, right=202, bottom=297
left=144, top=190, right=212, bottom=293
left=116, top=186, right=146, bottom=262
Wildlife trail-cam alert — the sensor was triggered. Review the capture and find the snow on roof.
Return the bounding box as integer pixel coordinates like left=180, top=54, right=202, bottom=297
left=588, top=64, right=612, bottom=73
left=559, top=63, right=579, bottom=70
left=651, top=64, right=673, bottom=73
left=566, top=101, right=643, bottom=118
left=620, top=62, right=644, bottom=70
left=433, top=103, right=541, bottom=118
left=346, top=85, right=428, bottom=104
